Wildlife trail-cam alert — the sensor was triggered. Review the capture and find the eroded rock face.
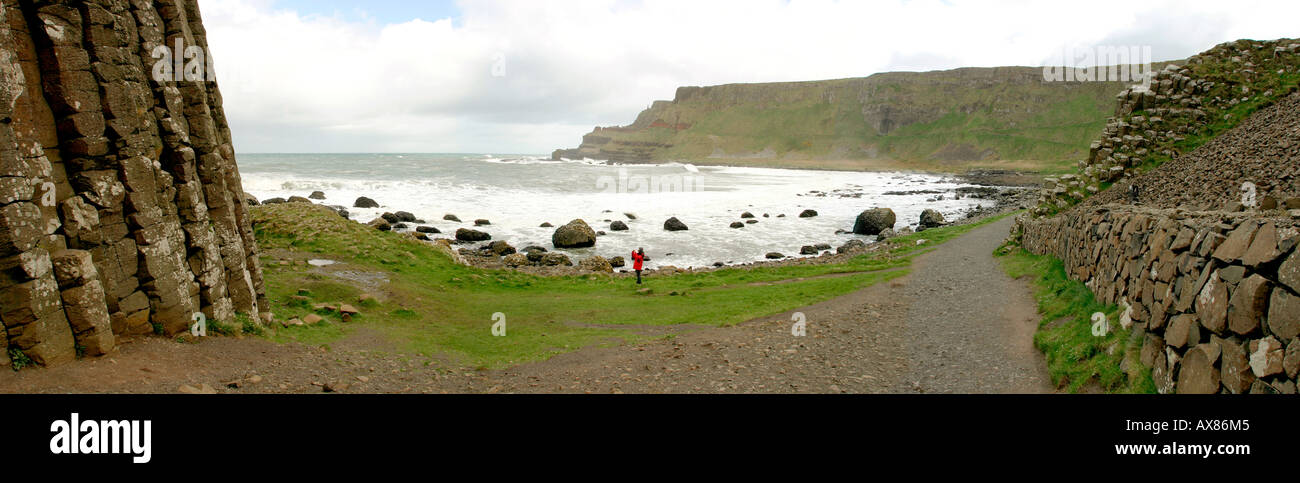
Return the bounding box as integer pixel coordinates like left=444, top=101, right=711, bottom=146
left=0, top=1, right=265, bottom=366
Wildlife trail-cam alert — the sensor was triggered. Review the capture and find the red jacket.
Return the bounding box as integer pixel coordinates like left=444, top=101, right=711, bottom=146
left=631, top=251, right=644, bottom=270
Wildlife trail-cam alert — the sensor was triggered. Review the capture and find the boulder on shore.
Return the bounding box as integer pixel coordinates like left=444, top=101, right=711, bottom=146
left=579, top=256, right=614, bottom=273
left=416, top=226, right=441, bottom=234
left=503, top=253, right=529, bottom=267
left=487, top=240, right=516, bottom=256
left=730, top=222, right=745, bottom=229
left=853, top=208, right=896, bottom=235
left=354, top=197, right=379, bottom=208
left=741, top=212, right=755, bottom=219
left=456, top=228, right=491, bottom=242
left=664, top=217, right=689, bottom=231
left=610, top=220, right=629, bottom=231
left=540, top=253, right=574, bottom=266
left=444, top=214, right=461, bottom=222
left=395, top=211, right=417, bottom=223
left=610, top=256, right=626, bottom=268
left=799, top=209, right=818, bottom=218
left=368, top=218, right=391, bottom=231
left=838, top=239, right=868, bottom=254
left=309, top=191, right=326, bottom=200
left=553, top=219, right=597, bottom=248
left=766, top=252, right=785, bottom=259
left=475, top=219, right=491, bottom=226
left=919, top=209, right=945, bottom=229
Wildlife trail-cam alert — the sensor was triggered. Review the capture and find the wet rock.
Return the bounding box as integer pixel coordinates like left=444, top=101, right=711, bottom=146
left=456, top=228, right=491, bottom=242
left=664, top=217, right=689, bottom=231
left=798, top=210, right=818, bottom=218
left=610, top=221, right=629, bottom=231
left=368, top=218, right=392, bottom=231
left=919, top=209, right=945, bottom=229
left=416, top=226, right=441, bottom=234
left=309, top=191, right=326, bottom=200
left=853, top=208, right=896, bottom=235
left=730, top=222, right=744, bottom=229
left=766, top=252, right=785, bottom=259
left=475, top=219, right=491, bottom=226
left=553, top=219, right=597, bottom=248
left=354, top=197, right=380, bottom=208
left=800, top=246, right=818, bottom=255
left=740, top=212, right=755, bottom=219
left=444, top=214, right=461, bottom=222
left=609, top=256, right=626, bottom=268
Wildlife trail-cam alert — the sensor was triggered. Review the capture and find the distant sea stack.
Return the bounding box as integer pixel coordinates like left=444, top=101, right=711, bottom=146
left=553, top=66, right=1141, bottom=164
left=0, top=0, right=264, bottom=367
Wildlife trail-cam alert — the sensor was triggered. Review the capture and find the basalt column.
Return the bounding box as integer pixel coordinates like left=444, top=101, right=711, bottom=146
left=0, top=0, right=264, bottom=367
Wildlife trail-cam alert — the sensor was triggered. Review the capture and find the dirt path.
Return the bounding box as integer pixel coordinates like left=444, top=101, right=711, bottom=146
left=0, top=217, right=1052, bottom=394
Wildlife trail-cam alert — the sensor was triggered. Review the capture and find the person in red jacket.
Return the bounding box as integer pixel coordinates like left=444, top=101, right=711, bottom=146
left=631, top=247, right=645, bottom=284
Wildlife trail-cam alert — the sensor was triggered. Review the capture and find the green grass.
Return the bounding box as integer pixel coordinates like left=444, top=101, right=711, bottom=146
left=584, top=67, right=1133, bottom=172
left=995, top=247, right=1155, bottom=393
left=251, top=203, right=1008, bottom=369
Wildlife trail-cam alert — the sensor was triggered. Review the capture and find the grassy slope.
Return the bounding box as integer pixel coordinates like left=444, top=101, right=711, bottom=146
left=995, top=247, right=1155, bottom=393
left=580, top=68, right=1132, bottom=173
left=252, top=203, right=1006, bottom=369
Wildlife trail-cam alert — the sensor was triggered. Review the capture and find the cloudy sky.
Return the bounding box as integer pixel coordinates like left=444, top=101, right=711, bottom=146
left=196, top=0, right=1300, bottom=154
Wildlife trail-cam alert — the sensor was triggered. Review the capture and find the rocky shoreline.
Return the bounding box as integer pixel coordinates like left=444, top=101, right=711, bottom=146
left=246, top=183, right=1035, bottom=278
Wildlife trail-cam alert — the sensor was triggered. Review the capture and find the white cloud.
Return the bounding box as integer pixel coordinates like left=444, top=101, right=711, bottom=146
left=197, top=0, right=1300, bottom=153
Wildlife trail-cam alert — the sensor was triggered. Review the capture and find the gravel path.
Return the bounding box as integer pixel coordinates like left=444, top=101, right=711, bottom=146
left=0, top=216, right=1052, bottom=394
left=900, top=216, right=1053, bottom=393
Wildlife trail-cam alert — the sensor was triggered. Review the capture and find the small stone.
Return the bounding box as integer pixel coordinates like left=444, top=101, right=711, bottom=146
left=1248, top=336, right=1284, bottom=378
left=178, top=383, right=217, bottom=394
left=303, top=314, right=324, bottom=325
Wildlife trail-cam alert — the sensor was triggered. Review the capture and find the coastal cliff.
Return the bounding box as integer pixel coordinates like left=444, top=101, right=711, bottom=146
left=553, top=66, right=1137, bottom=169
left=0, top=0, right=263, bottom=367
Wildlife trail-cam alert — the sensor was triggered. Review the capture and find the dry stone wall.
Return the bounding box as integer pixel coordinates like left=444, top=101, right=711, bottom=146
left=0, top=0, right=264, bottom=367
left=1018, top=206, right=1300, bottom=394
